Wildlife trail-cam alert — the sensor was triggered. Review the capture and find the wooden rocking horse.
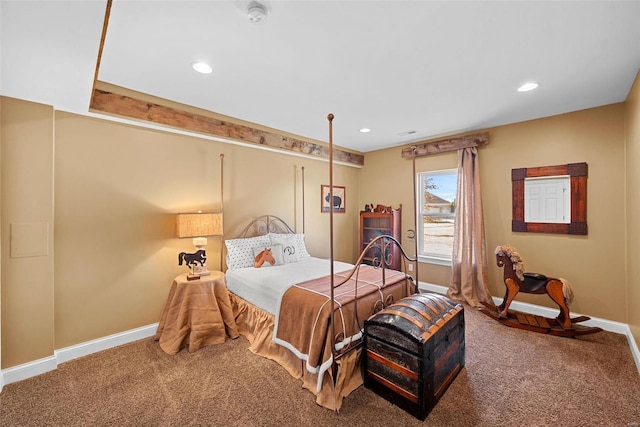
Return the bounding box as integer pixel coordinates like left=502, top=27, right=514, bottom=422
left=479, top=245, right=602, bottom=337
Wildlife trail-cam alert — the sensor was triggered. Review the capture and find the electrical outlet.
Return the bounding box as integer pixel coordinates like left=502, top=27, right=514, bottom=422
left=408, top=264, right=414, bottom=272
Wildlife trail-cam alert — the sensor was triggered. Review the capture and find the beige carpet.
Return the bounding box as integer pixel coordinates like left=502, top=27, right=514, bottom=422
left=1, top=307, right=639, bottom=426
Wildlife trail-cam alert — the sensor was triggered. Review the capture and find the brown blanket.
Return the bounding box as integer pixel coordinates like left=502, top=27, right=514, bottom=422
left=273, top=265, right=412, bottom=391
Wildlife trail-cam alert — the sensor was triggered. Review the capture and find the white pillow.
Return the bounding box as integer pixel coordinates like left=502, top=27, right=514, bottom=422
left=225, top=235, right=271, bottom=270
left=269, top=233, right=309, bottom=262
left=252, top=244, right=284, bottom=268
left=291, top=233, right=311, bottom=257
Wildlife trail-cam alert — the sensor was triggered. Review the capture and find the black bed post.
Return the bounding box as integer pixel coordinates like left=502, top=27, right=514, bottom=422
left=220, top=153, right=225, bottom=271
left=327, top=113, right=335, bottom=354
left=411, top=146, right=419, bottom=292
left=301, top=166, right=305, bottom=234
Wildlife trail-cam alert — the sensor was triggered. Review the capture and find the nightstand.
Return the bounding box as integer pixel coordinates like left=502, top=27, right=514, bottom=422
left=155, top=271, right=239, bottom=355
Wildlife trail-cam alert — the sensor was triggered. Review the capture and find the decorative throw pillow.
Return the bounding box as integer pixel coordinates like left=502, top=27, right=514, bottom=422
left=225, top=235, right=271, bottom=270
left=252, top=244, right=284, bottom=268
left=292, top=233, right=311, bottom=257
left=268, top=233, right=302, bottom=263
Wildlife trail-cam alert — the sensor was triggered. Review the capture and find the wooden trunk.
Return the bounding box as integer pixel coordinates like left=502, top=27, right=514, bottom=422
left=363, top=293, right=465, bottom=420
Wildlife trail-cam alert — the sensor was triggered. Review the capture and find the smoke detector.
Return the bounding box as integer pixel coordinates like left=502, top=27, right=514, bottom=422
left=247, top=2, right=269, bottom=24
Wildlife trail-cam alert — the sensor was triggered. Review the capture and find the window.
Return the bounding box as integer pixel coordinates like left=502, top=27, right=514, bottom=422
left=417, top=169, right=458, bottom=265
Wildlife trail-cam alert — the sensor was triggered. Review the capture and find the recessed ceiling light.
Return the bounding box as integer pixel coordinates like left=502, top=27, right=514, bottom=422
left=192, top=62, right=213, bottom=74
left=518, top=82, right=540, bottom=92
left=360, top=128, right=371, bottom=133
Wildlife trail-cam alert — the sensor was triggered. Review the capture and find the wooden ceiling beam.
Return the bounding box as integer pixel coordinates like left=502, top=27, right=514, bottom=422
left=89, top=88, right=364, bottom=166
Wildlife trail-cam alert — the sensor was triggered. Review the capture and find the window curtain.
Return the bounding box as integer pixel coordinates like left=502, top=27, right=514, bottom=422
left=447, top=146, right=492, bottom=307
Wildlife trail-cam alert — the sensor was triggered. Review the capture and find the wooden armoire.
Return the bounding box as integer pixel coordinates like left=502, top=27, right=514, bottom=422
left=359, top=204, right=402, bottom=270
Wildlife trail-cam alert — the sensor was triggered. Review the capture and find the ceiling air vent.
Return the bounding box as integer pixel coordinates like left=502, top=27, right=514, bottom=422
left=398, top=130, right=417, bottom=137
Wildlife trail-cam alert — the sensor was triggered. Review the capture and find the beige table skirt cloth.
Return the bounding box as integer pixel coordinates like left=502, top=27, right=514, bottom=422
left=155, top=271, right=239, bottom=355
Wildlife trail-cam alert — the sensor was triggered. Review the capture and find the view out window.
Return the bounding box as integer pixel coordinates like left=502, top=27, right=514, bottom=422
left=417, top=169, right=458, bottom=264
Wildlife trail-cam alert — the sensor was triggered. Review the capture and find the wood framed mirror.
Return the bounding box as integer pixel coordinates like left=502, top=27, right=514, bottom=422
left=512, top=162, right=588, bottom=235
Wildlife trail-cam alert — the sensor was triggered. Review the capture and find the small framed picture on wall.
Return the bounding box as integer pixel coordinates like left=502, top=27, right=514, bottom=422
left=321, top=185, right=346, bottom=213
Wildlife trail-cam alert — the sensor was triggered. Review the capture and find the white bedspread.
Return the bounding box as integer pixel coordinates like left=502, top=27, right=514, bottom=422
left=225, top=257, right=354, bottom=315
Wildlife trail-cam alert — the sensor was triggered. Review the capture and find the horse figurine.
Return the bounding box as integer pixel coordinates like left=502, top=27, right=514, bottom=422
left=254, top=247, right=276, bottom=268
left=178, top=249, right=206, bottom=268
left=494, top=245, right=575, bottom=328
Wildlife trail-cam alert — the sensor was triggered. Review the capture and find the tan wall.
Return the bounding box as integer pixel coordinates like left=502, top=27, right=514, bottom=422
left=1, top=87, right=636, bottom=367
left=0, top=99, right=360, bottom=366
left=625, top=70, right=640, bottom=345
left=53, top=112, right=360, bottom=351
left=1, top=97, right=55, bottom=367
left=361, top=104, right=627, bottom=322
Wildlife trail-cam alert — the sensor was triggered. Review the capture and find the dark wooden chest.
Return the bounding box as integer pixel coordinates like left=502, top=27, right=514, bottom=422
left=363, top=293, right=465, bottom=420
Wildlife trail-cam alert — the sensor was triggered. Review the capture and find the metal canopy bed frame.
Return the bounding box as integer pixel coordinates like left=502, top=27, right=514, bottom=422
left=223, top=114, right=420, bottom=411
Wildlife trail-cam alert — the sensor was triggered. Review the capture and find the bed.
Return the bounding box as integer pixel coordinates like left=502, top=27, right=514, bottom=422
left=224, top=215, right=417, bottom=410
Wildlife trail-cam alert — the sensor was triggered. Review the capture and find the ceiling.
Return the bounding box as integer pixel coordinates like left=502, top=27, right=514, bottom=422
left=2, top=0, right=640, bottom=153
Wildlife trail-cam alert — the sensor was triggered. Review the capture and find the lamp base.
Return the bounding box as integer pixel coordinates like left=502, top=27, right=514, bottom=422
left=193, top=265, right=211, bottom=277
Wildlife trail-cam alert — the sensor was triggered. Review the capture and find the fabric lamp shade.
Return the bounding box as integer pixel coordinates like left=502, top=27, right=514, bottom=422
left=176, top=213, right=223, bottom=239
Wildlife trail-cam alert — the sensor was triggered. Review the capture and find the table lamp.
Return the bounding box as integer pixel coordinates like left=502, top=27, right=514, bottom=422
left=176, top=212, right=223, bottom=280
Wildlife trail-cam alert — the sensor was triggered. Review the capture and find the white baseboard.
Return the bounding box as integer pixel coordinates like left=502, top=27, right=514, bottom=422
left=0, top=323, right=158, bottom=390
left=55, top=323, right=158, bottom=364
left=628, top=328, right=640, bottom=373
left=1, top=355, right=58, bottom=387
left=418, top=281, right=640, bottom=373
